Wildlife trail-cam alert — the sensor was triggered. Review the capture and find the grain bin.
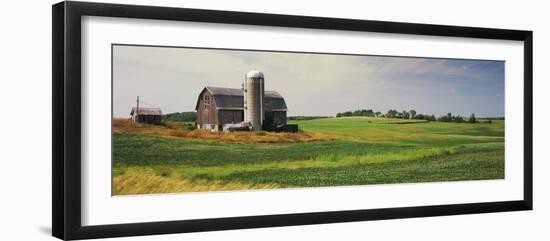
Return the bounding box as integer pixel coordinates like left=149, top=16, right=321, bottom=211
left=244, top=70, right=265, bottom=131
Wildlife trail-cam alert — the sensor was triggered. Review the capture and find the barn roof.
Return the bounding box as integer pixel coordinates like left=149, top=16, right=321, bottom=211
left=206, top=87, right=243, bottom=96
left=130, top=107, right=162, bottom=116
left=195, top=87, right=287, bottom=111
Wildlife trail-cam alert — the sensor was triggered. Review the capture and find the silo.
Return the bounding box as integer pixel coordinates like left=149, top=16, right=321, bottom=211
left=244, top=70, right=265, bottom=131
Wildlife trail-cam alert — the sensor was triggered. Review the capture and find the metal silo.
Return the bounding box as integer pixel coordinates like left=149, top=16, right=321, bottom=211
left=244, top=70, right=265, bottom=131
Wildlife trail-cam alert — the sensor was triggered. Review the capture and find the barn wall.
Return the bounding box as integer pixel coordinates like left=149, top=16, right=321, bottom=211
left=218, top=110, right=244, bottom=124
left=196, top=91, right=218, bottom=128
left=272, top=111, right=287, bottom=125
left=137, top=115, right=161, bottom=124
left=263, top=111, right=287, bottom=129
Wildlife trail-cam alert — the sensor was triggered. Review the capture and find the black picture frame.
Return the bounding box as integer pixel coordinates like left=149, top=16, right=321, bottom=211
left=52, top=1, right=533, bottom=240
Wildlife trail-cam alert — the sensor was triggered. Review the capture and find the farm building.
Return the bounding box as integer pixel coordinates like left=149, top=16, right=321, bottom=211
left=130, top=107, right=162, bottom=124
left=195, top=86, right=287, bottom=131
left=195, top=70, right=298, bottom=132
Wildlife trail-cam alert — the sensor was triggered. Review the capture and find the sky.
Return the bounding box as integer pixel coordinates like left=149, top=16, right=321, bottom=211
left=112, top=45, right=504, bottom=118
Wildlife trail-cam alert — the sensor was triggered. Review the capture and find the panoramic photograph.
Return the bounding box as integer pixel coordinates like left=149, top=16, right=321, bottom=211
left=112, top=44, right=505, bottom=195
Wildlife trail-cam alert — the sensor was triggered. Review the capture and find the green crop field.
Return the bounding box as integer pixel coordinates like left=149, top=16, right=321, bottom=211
left=112, top=117, right=504, bottom=195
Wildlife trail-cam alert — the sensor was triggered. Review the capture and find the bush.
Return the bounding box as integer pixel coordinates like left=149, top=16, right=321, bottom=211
left=185, top=123, right=196, bottom=130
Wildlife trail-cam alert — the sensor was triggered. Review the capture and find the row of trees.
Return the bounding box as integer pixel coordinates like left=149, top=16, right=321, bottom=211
left=336, top=109, right=382, bottom=118
left=335, top=109, right=425, bottom=119
left=438, top=113, right=478, bottom=123
left=288, top=116, right=330, bottom=121
left=335, top=109, right=479, bottom=123
left=161, top=112, right=197, bottom=122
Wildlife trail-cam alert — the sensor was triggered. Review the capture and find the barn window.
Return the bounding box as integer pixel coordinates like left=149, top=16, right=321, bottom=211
left=204, top=95, right=210, bottom=105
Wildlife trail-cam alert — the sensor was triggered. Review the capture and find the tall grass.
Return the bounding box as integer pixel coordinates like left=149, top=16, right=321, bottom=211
left=113, top=169, right=280, bottom=195
left=113, top=118, right=337, bottom=143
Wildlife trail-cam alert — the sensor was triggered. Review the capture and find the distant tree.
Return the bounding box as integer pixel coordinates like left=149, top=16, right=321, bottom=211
left=415, top=113, right=434, bottom=121
left=289, top=116, right=330, bottom=121
left=469, top=113, right=477, bottom=123
left=366, top=109, right=374, bottom=117
left=350, top=109, right=373, bottom=117
left=438, top=113, right=453, bottom=122
left=410, top=110, right=416, bottom=119
left=401, top=110, right=410, bottom=119
left=435, top=112, right=477, bottom=123
left=337, top=109, right=381, bottom=117
left=386, top=109, right=398, bottom=118
left=335, top=108, right=474, bottom=124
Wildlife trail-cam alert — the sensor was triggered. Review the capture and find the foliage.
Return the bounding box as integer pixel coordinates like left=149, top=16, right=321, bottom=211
left=413, top=114, right=437, bottom=121
left=410, top=109, right=417, bottom=119
left=161, top=111, right=197, bottom=122
left=338, top=109, right=435, bottom=121
left=288, top=116, right=331, bottom=121
left=437, top=112, right=478, bottom=123
left=336, top=108, right=488, bottom=124
left=469, top=113, right=477, bottom=123
left=337, top=109, right=376, bottom=117
left=386, top=109, right=399, bottom=118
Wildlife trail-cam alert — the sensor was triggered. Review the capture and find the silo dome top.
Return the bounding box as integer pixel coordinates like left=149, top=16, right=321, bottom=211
left=246, top=70, right=264, bottom=79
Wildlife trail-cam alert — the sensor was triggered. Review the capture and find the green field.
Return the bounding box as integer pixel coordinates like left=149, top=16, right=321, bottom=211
left=112, top=117, right=504, bottom=195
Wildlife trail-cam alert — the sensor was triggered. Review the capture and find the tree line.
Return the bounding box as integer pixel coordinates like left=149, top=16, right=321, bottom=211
left=336, top=109, right=481, bottom=123
left=161, top=112, right=197, bottom=122
left=288, top=116, right=330, bottom=121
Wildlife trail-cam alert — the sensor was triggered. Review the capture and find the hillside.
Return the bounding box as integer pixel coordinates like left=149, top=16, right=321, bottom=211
left=112, top=116, right=504, bottom=195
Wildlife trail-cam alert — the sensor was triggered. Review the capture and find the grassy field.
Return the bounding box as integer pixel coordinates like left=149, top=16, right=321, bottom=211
left=112, top=117, right=504, bottom=195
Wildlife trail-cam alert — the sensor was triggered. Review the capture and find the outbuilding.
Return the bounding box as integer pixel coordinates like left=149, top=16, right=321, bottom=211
left=130, top=107, right=162, bottom=124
